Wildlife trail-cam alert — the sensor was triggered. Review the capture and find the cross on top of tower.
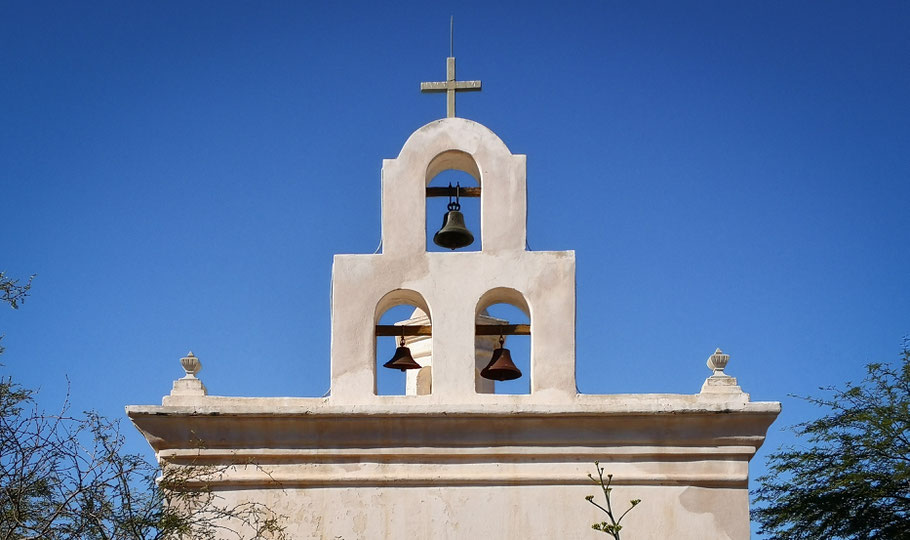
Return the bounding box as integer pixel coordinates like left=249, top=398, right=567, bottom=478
left=420, top=19, right=481, bottom=118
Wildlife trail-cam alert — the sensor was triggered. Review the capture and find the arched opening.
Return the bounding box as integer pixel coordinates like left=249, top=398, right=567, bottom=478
left=425, top=150, right=481, bottom=253
left=374, top=290, right=432, bottom=396
left=475, top=289, right=531, bottom=395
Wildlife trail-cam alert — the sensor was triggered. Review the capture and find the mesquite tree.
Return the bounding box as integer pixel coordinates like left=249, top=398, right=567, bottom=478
left=752, top=341, right=910, bottom=539
left=1, top=272, right=287, bottom=539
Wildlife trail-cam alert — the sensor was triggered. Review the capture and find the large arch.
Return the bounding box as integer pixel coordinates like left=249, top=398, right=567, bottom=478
left=380, top=117, right=527, bottom=255
left=397, top=117, right=514, bottom=164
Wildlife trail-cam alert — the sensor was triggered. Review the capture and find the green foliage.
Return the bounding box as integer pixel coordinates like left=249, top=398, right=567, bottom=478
left=752, top=341, right=910, bottom=539
left=0, top=272, right=33, bottom=311
left=585, top=462, right=641, bottom=539
left=0, top=272, right=34, bottom=355
left=0, top=273, right=287, bottom=539
left=0, top=376, right=289, bottom=540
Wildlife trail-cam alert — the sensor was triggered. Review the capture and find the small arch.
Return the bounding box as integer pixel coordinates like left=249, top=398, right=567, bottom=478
left=425, top=150, right=481, bottom=185
left=475, top=288, right=532, bottom=395
left=476, top=287, right=531, bottom=320
left=374, top=289, right=431, bottom=324
left=374, top=289, right=432, bottom=396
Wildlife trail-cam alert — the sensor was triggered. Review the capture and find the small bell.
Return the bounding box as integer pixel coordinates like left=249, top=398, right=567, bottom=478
left=480, top=335, right=522, bottom=381
left=383, top=335, right=421, bottom=371
left=433, top=183, right=474, bottom=250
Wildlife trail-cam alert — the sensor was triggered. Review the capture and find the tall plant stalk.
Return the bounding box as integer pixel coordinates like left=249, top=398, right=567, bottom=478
left=585, top=461, right=640, bottom=538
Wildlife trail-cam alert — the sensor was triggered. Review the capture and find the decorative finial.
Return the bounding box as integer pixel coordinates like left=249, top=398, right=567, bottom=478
left=420, top=17, right=481, bottom=118
left=180, top=350, right=202, bottom=379
left=706, top=348, right=730, bottom=376
left=167, top=350, right=208, bottom=399
left=700, top=347, right=745, bottom=396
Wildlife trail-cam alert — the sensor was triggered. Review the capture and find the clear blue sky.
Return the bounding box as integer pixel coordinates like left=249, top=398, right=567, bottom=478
left=2, top=2, right=908, bottom=535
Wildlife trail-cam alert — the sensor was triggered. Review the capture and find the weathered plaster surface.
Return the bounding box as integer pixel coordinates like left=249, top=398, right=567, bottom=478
left=130, top=392, right=777, bottom=538
left=206, top=485, right=748, bottom=540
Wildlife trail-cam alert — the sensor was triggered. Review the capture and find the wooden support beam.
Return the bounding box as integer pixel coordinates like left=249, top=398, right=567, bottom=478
left=476, top=324, right=530, bottom=335
left=375, top=325, right=431, bottom=336
left=426, top=187, right=481, bottom=198
left=375, top=324, right=530, bottom=336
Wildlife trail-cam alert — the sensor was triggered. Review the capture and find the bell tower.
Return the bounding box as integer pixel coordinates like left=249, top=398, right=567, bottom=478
left=329, top=66, right=576, bottom=404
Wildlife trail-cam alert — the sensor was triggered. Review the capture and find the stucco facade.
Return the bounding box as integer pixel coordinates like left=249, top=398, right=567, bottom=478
left=128, top=116, right=779, bottom=539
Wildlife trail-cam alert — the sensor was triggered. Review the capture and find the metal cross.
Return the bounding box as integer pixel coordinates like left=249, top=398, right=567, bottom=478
left=420, top=56, right=482, bottom=118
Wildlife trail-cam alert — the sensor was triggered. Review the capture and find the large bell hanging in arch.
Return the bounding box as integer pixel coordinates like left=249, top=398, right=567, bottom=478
left=383, top=336, right=421, bottom=371
left=433, top=182, right=474, bottom=250
left=433, top=209, right=474, bottom=250
left=480, top=336, right=522, bottom=381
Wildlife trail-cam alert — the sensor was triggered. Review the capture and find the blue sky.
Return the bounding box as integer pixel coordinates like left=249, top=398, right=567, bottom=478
left=2, top=2, right=908, bottom=534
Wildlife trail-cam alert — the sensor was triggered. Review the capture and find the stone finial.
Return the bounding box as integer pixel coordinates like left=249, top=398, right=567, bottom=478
left=170, top=350, right=207, bottom=398
left=700, top=347, right=745, bottom=397
left=706, top=348, right=730, bottom=376
left=180, top=350, right=202, bottom=379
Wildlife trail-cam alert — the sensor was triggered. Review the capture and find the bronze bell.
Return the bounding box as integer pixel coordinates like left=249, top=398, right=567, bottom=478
left=383, top=336, right=421, bottom=371
left=433, top=183, right=474, bottom=250
left=480, top=336, right=522, bottom=381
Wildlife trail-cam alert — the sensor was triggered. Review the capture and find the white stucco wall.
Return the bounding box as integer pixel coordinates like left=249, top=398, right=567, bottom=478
left=210, top=485, right=749, bottom=540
